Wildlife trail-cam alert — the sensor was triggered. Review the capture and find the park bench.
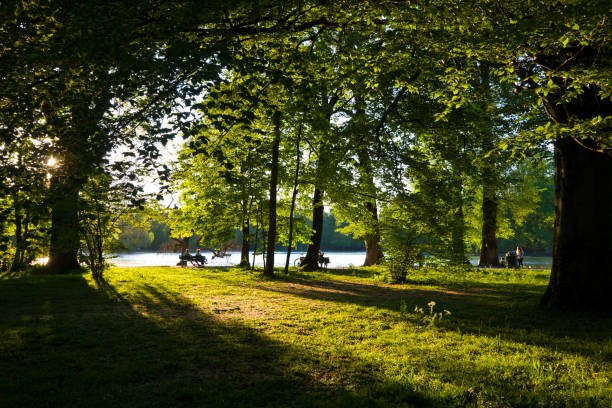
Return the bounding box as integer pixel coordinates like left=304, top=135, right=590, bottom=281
left=177, top=252, right=207, bottom=268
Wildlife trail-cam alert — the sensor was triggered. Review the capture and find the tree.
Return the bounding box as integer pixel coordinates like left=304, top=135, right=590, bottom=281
left=264, top=110, right=282, bottom=276
left=78, top=171, right=145, bottom=279
left=284, top=123, right=302, bottom=273
left=506, top=160, right=555, bottom=255
left=172, top=126, right=268, bottom=266
left=330, top=93, right=385, bottom=266
left=291, top=30, right=354, bottom=271
left=0, top=123, right=50, bottom=271
left=404, top=0, right=612, bottom=308
left=1, top=0, right=255, bottom=272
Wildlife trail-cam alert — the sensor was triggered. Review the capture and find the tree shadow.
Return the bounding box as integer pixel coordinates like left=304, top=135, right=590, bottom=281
left=254, top=274, right=612, bottom=361
left=0, top=271, right=443, bottom=407
left=2, top=269, right=610, bottom=407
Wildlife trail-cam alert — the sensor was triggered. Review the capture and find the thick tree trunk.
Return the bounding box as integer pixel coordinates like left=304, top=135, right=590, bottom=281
left=476, top=66, right=499, bottom=267
left=363, top=202, right=383, bottom=266
left=356, top=142, right=383, bottom=267
left=19, top=212, right=29, bottom=266
left=45, top=99, right=108, bottom=274
left=301, top=187, right=324, bottom=271
left=541, top=137, right=612, bottom=309
left=479, top=183, right=499, bottom=267
left=534, top=46, right=612, bottom=309
left=47, top=178, right=81, bottom=273
left=363, top=236, right=383, bottom=267
left=264, top=111, right=281, bottom=277
left=169, top=236, right=190, bottom=253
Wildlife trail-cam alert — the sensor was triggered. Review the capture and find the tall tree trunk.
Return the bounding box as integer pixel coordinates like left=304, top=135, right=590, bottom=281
left=450, top=201, right=468, bottom=265
left=251, top=215, right=259, bottom=272
left=10, top=197, right=24, bottom=272
left=285, top=128, right=301, bottom=274
left=19, top=210, right=29, bottom=266
left=363, top=202, right=383, bottom=266
left=47, top=178, right=81, bottom=273
left=300, top=89, right=337, bottom=271
left=239, top=198, right=251, bottom=268
left=240, top=222, right=250, bottom=268
left=354, top=94, right=383, bottom=266
left=477, top=66, right=500, bottom=267
left=356, top=153, right=383, bottom=266
left=541, top=137, right=612, bottom=309
left=301, top=187, right=324, bottom=271
left=264, top=111, right=281, bottom=276
left=479, top=182, right=499, bottom=266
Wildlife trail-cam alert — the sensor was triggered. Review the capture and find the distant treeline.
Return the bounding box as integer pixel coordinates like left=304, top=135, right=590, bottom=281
left=118, top=201, right=553, bottom=255
left=117, top=212, right=364, bottom=253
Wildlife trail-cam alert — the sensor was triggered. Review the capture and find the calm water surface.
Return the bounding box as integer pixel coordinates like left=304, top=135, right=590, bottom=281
left=110, top=251, right=552, bottom=268
left=111, top=251, right=366, bottom=268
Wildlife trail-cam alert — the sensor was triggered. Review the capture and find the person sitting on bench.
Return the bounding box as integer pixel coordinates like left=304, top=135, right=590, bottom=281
left=178, top=249, right=192, bottom=267
left=194, top=249, right=207, bottom=266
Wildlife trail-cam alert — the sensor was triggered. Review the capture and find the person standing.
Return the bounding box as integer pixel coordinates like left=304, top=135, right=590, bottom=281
left=516, top=246, right=524, bottom=268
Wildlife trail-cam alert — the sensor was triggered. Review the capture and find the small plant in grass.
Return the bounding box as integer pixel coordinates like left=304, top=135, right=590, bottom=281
left=402, top=299, right=451, bottom=326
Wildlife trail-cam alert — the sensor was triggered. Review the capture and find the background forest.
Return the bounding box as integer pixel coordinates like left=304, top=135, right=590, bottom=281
left=115, top=197, right=554, bottom=255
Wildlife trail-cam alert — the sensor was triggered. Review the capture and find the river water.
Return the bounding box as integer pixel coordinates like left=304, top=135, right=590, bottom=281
left=108, top=251, right=552, bottom=269
left=110, top=251, right=365, bottom=268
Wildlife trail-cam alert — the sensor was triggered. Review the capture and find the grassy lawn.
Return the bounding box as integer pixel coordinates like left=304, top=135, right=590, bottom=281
left=1, top=265, right=610, bottom=407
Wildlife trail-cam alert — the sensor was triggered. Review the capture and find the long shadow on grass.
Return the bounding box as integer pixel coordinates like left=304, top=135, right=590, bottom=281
left=0, top=271, right=439, bottom=408
left=255, top=274, right=612, bottom=361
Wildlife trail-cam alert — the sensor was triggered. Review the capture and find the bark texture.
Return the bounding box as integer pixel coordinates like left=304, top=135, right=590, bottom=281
left=537, top=47, right=612, bottom=308
left=301, top=188, right=324, bottom=270
left=239, top=223, right=250, bottom=268
left=363, top=202, right=383, bottom=266
left=264, top=111, right=281, bottom=276
left=356, top=140, right=383, bottom=267
left=10, top=198, right=25, bottom=271
left=541, top=137, right=612, bottom=308
left=477, top=66, right=499, bottom=267
left=479, top=184, right=499, bottom=267
left=47, top=178, right=81, bottom=273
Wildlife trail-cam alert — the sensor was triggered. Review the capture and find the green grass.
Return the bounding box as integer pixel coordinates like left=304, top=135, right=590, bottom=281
left=1, top=265, right=610, bottom=407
